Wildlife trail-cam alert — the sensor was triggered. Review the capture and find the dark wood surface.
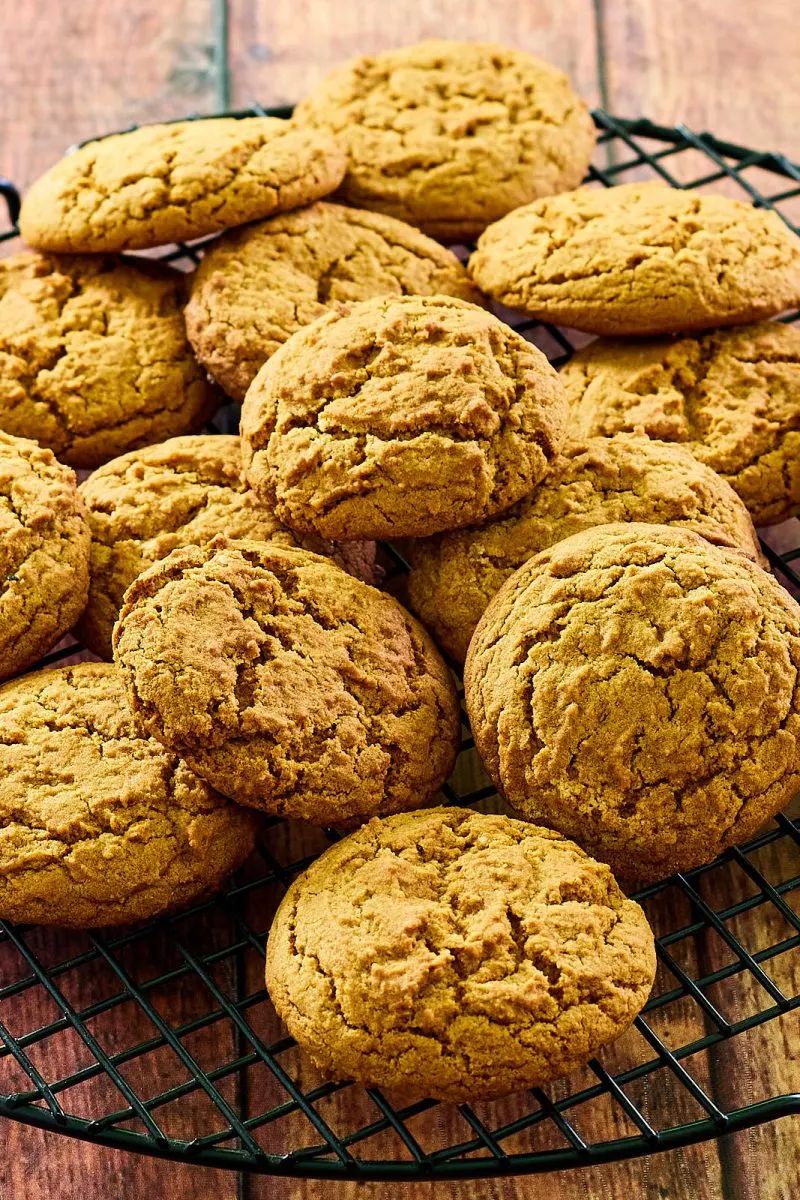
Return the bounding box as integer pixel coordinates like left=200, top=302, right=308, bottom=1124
left=0, top=3, right=798, bottom=1198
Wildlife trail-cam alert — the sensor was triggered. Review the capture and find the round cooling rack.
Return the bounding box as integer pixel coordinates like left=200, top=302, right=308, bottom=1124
left=0, top=109, right=799, bottom=1181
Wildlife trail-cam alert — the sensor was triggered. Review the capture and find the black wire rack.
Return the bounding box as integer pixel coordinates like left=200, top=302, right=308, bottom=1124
left=0, top=109, right=799, bottom=1181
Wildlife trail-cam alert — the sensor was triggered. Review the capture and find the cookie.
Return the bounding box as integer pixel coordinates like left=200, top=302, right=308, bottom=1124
left=294, top=40, right=596, bottom=242
left=266, top=806, right=655, bottom=1102
left=77, top=434, right=376, bottom=660
left=406, top=434, right=764, bottom=663
left=469, top=182, right=800, bottom=334
left=185, top=202, right=485, bottom=402
left=0, top=251, right=217, bottom=468
left=0, top=431, right=90, bottom=681
left=240, top=294, right=567, bottom=541
left=562, top=321, right=800, bottom=525
left=19, top=118, right=346, bottom=253
left=0, top=663, right=260, bottom=927
left=465, top=523, right=800, bottom=885
left=113, top=539, right=460, bottom=825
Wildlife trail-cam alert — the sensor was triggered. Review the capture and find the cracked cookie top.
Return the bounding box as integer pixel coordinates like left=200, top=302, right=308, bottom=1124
left=0, top=663, right=260, bottom=927
left=406, top=434, right=763, bottom=664
left=240, top=294, right=567, bottom=541
left=19, top=117, right=347, bottom=253
left=561, top=321, right=800, bottom=525
left=0, top=431, right=90, bottom=681
left=295, top=40, right=595, bottom=242
left=112, top=538, right=461, bottom=825
left=464, top=523, right=800, bottom=884
left=0, top=252, right=218, bottom=468
left=185, top=201, right=484, bottom=402
left=77, top=434, right=376, bottom=660
left=469, top=182, right=800, bottom=334
left=266, top=806, right=655, bottom=1102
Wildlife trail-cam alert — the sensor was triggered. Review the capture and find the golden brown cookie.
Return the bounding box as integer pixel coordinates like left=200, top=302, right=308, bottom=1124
left=294, top=40, right=596, bottom=242
left=0, top=252, right=218, bottom=468
left=185, top=202, right=485, bottom=401
left=113, top=539, right=460, bottom=825
left=77, top=434, right=376, bottom=660
left=406, top=434, right=764, bottom=663
left=561, top=322, right=800, bottom=525
left=469, top=182, right=800, bottom=334
left=240, top=294, right=567, bottom=541
left=266, top=806, right=656, bottom=1102
left=19, top=118, right=346, bottom=253
left=465, top=523, right=800, bottom=885
left=0, top=663, right=260, bottom=927
left=0, top=431, right=90, bottom=681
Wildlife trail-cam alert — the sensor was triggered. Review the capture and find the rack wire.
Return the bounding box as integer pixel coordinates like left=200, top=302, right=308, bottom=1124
left=0, top=110, right=799, bottom=1180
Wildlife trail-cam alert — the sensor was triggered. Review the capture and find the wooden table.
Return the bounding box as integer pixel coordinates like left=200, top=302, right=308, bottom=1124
left=1, top=3, right=799, bottom=1198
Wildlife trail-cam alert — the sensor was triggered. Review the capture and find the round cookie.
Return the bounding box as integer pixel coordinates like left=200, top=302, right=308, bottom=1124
left=240, top=294, right=567, bottom=541
left=465, top=523, right=800, bottom=885
left=469, top=182, right=800, bottom=334
left=0, top=252, right=217, bottom=468
left=406, top=434, right=764, bottom=664
left=19, top=117, right=346, bottom=253
left=113, top=539, right=461, bottom=825
left=0, top=431, right=90, bottom=682
left=266, top=806, right=656, bottom=1102
left=0, top=663, right=260, bottom=928
left=294, top=40, right=596, bottom=242
left=562, top=321, right=800, bottom=525
left=185, top=202, right=485, bottom=401
left=77, top=434, right=377, bottom=660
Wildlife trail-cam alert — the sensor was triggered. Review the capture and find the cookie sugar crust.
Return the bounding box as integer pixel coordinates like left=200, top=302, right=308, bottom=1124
left=77, top=434, right=374, bottom=659
left=19, top=118, right=347, bottom=253
left=295, top=40, right=595, bottom=242
left=185, top=201, right=484, bottom=402
left=240, top=294, right=567, bottom=542
left=0, top=252, right=217, bottom=468
left=0, top=431, right=90, bottom=681
left=465, top=523, right=800, bottom=884
left=562, top=321, right=800, bottom=525
left=470, top=182, right=800, bottom=335
left=0, top=663, right=260, bottom=928
left=266, top=807, right=655, bottom=1102
left=407, top=434, right=763, bottom=663
left=113, top=539, right=461, bottom=825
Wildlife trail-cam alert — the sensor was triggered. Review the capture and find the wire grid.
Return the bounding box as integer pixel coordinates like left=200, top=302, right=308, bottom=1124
left=0, top=110, right=799, bottom=1180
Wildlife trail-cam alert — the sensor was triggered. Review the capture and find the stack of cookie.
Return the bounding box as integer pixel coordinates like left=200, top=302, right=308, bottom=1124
left=3, top=37, right=800, bottom=1104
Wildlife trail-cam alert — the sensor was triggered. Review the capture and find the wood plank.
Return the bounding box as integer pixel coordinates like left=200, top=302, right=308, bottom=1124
left=227, top=0, right=601, bottom=111
left=0, top=4, right=238, bottom=1198
left=604, top=9, right=800, bottom=1199
left=602, top=0, right=800, bottom=161
left=0, top=0, right=220, bottom=192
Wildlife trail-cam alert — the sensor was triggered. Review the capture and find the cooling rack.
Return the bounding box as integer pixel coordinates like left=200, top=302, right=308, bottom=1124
left=0, top=109, right=799, bottom=1181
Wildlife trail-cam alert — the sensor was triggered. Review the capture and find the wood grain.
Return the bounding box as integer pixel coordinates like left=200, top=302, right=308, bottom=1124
left=0, top=0, right=220, bottom=191
left=602, top=0, right=800, bottom=161
left=1, top=1, right=799, bottom=1198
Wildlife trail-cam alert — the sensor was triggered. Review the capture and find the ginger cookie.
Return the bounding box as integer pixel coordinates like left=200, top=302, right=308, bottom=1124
left=185, top=202, right=484, bottom=401
left=0, top=251, right=217, bottom=468
left=469, top=182, right=800, bottom=334
left=113, top=539, right=460, bottom=826
left=406, top=434, right=763, bottom=663
left=0, top=431, right=90, bottom=682
left=240, top=294, right=567, bottom=541
left=266, top=806, right=655, bottom=1102
left=0, top=663, right=260, bottom=928
left=465, top=523, right=800, bottom=885
left=19, top=117, right=346, bottom=253
left=77, top=434, right=376, bottom=660
left=561, top=321, right=800, bottom=525
left=294, top=40, right=596, bottom=242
